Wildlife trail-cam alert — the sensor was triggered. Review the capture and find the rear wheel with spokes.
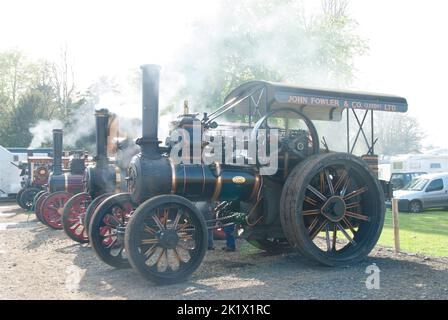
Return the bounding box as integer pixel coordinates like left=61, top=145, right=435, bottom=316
left=89, top=193, right=135, bottom=268
left=125, top=195, right=207, bottom=285
left=280, top=153, right=385, bottom=266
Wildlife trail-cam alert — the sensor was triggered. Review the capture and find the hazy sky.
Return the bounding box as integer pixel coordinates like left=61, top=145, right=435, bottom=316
left=1, top=0, right=447, bottom=148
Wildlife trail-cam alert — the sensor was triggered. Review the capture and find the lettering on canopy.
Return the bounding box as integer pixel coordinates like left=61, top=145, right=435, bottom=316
left=275, top=92, right=406, bottom=112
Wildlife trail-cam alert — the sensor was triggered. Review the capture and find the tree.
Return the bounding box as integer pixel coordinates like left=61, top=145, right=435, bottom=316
left=169, top=0, right=367, bottom=112
left=3, top=87, right=56, bottom=147
left=0, top=48, right=85, bottom=148
left=375, top=113, right=425, bottom=155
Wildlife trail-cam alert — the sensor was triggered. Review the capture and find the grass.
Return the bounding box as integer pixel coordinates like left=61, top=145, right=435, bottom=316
left=237, top=209, right=448, bottom=258
left=378, top=208, right=448, bottom=257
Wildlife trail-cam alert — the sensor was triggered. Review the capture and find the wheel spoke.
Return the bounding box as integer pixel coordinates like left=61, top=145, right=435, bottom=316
left=346, top=202, right=360, bottom=210
left=307, top=185, right=328, bottom=202
left=302, top=209, right=320, bottom=216
left=334, top=170, right=348, bottom=192
left=308, top=217, right=319, bottom=232
left=176, top=222, right=191, bottom=232
left=325, top=169, right=335, bottom=196
left=340, top=175, right=351, bottom=197
left=320, top=172, right=325, bottom=194
left=325, top=224, right=331, bottom=252
left=141, top=238, right=159, bottom=245
left=70, top=223, right=81, bottom=231
left=342, top=217, right=356, bottom=235
left=305, top=196, right=318, bottom=206
left=336, top=223, right=356, bottom=245
left=144, top=225, right=157, bottom=235
left=152, top=215, right=165, bottom=230
left=332, top=224, right=337, bottom=251
left=144, top=244, right=157, bottom=258
left=172, top=211, right=182, bottom=229
left=345, top=211, right=370, bottom=222
left=162, top=209, right=169, bottom=228
left=310, top=220, right=328, bottom=240
left=344, top=187, right=368, bottom=201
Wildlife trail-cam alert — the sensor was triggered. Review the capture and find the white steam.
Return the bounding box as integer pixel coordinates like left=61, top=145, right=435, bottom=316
left=29, top=119, right=64, bottom=148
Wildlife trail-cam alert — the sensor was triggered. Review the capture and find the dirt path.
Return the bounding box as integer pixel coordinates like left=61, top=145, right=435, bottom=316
left=0, top=202, right=447, bottom=300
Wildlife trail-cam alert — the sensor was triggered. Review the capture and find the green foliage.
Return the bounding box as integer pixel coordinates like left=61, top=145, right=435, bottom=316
left=172, top=0, right=368, bottom=112
left=0, top=49, right=85, bottom=148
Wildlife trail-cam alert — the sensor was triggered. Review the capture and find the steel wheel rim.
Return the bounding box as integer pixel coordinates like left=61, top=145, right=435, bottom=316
left=300, top=162, right=380, bottom=257
left=135, top=203, right=204, bottom=277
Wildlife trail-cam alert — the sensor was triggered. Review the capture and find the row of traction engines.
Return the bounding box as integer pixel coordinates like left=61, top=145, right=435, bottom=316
left=32, top=110, right=139, bottom=244
left=27, top=64, right=408, bottom=286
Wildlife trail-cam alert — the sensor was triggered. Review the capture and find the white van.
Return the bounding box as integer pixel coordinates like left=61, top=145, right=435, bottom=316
left=393, top=172, right=448, bottom=212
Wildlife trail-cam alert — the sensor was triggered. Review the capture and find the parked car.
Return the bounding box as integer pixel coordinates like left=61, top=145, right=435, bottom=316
left=393, top=173, right=448, bottom=213
left=390, top=172, right=427, bottom=190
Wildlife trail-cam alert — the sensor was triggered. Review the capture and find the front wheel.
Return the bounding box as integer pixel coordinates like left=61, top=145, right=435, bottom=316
left=62, top=192, right=92, bottom=243
left=41, top=191, right=73, bottom=230
left=20, top=188, right=41, bottom=211
left=125, top=195, right=208, bottom=285
left=89, top=193, right=135, bottom=269
left=280, top=152, right=385, bottom=266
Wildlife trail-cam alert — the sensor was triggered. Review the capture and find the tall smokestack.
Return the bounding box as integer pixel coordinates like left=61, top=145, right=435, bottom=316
left=138, top=64, right=160, bottom=157
left=52, top=129, right=63, bottom=175
left=95, top=108, right=110, bottom=168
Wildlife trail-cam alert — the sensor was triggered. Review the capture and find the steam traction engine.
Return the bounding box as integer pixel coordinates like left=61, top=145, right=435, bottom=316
left=16, top=156, right=52, bottom=210
left=33, top=129, right=85, bottom=229
left=61, top=109, right=137, bottom=243
left=88, top=65, right=408, bottom=284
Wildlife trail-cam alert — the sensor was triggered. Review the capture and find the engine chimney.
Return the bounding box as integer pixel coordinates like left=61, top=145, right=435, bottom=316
left=52, top=129, right=63, bottom=175
left=138, top=64, right=161, bottom=157
left=95, top=108, right=110, bottom=168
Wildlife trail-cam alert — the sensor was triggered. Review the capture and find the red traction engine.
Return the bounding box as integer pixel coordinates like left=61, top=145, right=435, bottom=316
left=33, top=129, right=85, bottom=229
left=16, top=156, right=52, bottom=210
left=61, top=109, right=129, bottom=243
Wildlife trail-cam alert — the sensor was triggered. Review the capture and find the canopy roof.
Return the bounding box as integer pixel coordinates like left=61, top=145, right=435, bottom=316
left=223, top=81, right=408, bottom=121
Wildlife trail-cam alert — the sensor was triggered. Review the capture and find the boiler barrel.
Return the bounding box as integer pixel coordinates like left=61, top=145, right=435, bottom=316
left=171, top=163, right=260, bottom=202
left=49, top=173, right=84, bottom=194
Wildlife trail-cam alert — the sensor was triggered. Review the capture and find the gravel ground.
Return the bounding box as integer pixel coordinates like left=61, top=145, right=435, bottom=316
left=1, top=201, right=447, bottom=300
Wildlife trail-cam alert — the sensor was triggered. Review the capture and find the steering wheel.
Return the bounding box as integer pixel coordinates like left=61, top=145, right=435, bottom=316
left=250, top=108, right=320, bottom=166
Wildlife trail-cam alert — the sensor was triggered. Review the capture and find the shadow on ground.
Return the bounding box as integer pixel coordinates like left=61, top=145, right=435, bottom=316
left=66, top=241, right=448, bottom=300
